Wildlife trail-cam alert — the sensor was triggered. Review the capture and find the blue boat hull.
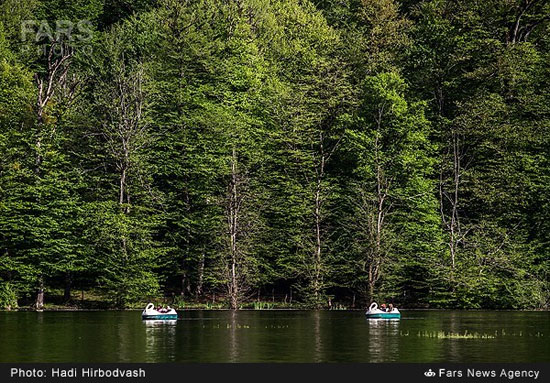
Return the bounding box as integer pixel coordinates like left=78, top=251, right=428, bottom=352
left=142, top=314, right=178, bottom=320
left=366, top=313, right=401, bottom=319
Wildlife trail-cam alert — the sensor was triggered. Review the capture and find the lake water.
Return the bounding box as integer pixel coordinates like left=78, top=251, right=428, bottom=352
left=0, top=310, right=548, bottom=362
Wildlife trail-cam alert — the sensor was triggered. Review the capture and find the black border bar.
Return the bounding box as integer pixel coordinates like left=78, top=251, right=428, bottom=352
left=1, top=364, right=548, bottom=383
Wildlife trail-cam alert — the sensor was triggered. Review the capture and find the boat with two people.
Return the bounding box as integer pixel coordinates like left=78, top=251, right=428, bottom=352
left=365, top=302, right=401, bottom=319
left=141, top=303, right=178, bottom=320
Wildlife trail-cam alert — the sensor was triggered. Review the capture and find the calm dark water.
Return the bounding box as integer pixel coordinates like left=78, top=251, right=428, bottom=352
left=0, top=310, right=548, bottom=362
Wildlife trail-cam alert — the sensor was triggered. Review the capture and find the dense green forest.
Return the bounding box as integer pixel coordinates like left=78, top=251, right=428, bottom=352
left=0, top=0, right=549, bottom=310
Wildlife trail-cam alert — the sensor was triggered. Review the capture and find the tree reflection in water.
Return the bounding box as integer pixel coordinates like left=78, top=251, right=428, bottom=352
left=367, top=319, right=400, bottom=362
left=144, top=320, right=177, bottom=362
left=228, top=310, right=239, bottom=362
left=313, top=310, right=323, bottom=362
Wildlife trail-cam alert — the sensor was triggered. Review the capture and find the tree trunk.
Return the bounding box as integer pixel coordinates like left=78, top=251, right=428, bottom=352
left=119, top=167, right=126, bottom=206
left=183, top=186, right=191, bottom=298
left=36, top=276, right=45, bottom=310
left=34, top=42, right=73, bottom=173
left=367, top=263, right=375, bottom=304
left=119, top=160, right=131, bottom=214
left=63, top=272, right=72, bottom=302
left=181, top=271, right=187, bottom=298
left=367, top=280, right=375, bottom=305
left=450, top=130, right=460, bottom=272
left=365, top=125, right=385, bottom=305
left=289, top=287, right=292, bottom=304
left=313, top=174, right=322, bottom=304
left=228, top=147, right=239, bottom=310
left=439, top=129, right=461, bottom=283
left=195, top=253, right=205, bottom=299
left=312, top=132, right=326, bottom=307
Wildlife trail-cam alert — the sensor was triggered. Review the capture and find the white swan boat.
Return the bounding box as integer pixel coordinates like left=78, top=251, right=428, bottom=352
left=141, top=303, right=178, bottom=320
left=365, top=302, right=401, bottom=319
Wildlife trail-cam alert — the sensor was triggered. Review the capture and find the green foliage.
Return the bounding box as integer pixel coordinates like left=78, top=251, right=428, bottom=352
left=0, top=282, right=18, bottom=309
left=343, top=71, right=440, bottom=304
left=252, top=301, right=274, bottom=310
left=0, top=0, right=549, bottom=310
left=84, top=202, right=161, bottom=307
left=35, top=0, right=105, bottom=23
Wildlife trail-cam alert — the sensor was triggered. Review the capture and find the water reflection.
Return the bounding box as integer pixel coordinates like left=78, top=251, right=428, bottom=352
left=447, top=311, right=460, bottom=362
left=143, top=320, right=178, bottom=327
left=366, top=318, right=400, bottom=362
left=313, top=311, right=323, bottom=362
left=143, top=319, right=177, bottom=362
left=228, top=311, right=239, bottom=362
left=0, top=311, right=548, bottom=362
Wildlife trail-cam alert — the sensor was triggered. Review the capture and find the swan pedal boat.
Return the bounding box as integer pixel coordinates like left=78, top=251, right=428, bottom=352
left=142, top=303, right=178, bottom=320
left=366, top=302, right=401, bottom=319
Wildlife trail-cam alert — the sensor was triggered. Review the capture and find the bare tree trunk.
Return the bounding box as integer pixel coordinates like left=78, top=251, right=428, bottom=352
left=439, top=127, right=465, bottom=290
left=117, top=235, right=129, bottom=307
left=313, top=161, right=323, bottom=304
left=112, top=65, right=146, bottom=216
left=119, top=166, right=127, bottom=206
left=367, top=264, right=375, bottom=304
left=365, top=120, right=387, bottom=304
left=507, top=0, right=549, bottom=44
left=103, top=64, right=147, bottom=308
left=119, top=144, right=131, bottom=214
left=182, top=187, right=191, bottom=297
left=440, top=131, right=460, bottom=274
left=449, top=131, right=460, bottom=272
left=35, top=42, right=73, bottom=171
left=35, top=276, right=44, bottom=310
left=181, top=259, right=187, bottom=299
left=228, top=147, right=239, bottom=310
left=312, top=131, right=333, bottom=307
left=33, top=43, right=74, bottom=309
left=195, top=253, right=205, bottom=299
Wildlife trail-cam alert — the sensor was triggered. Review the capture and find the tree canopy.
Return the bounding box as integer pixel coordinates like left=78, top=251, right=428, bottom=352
left=1, top=0, right=549, bottom=310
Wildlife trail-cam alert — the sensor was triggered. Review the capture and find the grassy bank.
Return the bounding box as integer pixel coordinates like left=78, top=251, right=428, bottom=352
left=4, top=289, right=355, bottom=311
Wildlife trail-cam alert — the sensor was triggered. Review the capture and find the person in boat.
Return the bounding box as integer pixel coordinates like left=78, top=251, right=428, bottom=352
left=388, top=303, right=394, bottom=312
left=157, top=305, right=168, bottom=313
left=380, top=303, right=387, bottom=312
